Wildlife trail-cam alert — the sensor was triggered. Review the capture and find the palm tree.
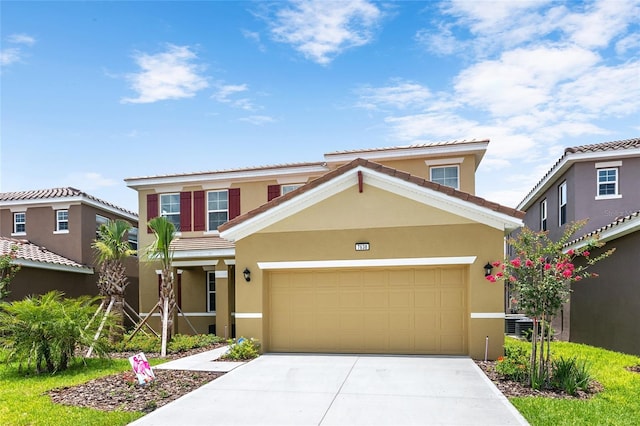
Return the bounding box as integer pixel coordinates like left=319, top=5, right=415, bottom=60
left=145, top=216, right=176, bottom=357
left=92, top=219, right=136, bottom=342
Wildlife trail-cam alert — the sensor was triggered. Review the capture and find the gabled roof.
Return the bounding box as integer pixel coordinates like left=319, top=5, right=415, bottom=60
left=0, top=187, right=138, bottom=220
left=518, top=137, right=640, bottom=211
left=219, top=158, right=524, bottom=241
left=0, top=237, right=94, bottom=274
left=564, top=210, right=640, bottom=250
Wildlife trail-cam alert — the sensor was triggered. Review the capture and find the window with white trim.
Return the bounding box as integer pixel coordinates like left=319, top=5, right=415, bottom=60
left=207, top=190, right=228, bottom=231
left=430, top=165, right=459, bottom=189
left=13, top=212, right=26, bottom=234
left=540, top=199, right=547, bottom=231
left=160, top=193, right=180, bottom=231
left=281, top=184, right=302, bottom=195
left=558, top=182, right=567, bottom=226
left=206, top=271, right=216, bottom=312
left=597, top=168, right=619, bottom=196
left=56, top=210, right=69, bottom=231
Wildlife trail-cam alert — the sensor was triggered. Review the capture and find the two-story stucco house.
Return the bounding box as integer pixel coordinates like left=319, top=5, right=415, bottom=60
left=126, top=140, right=524, bottom=360
left=0, top=187, right=139, bottom=311
left=516, top=137, right=640, bottom=355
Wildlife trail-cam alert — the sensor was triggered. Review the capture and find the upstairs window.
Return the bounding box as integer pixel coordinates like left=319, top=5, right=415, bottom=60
left=207, top=190, right=228, bottom=231
left=128, top=227, right=138, bottom=252
left=56, top=210, right=69, bottom=232
left=13, top=212, right=26, bottom=234
left=281, top=184, right=302, bottom=195
left=96, top=214, right=109, bottom=238
left=160, top=193, right=181, bottom=231
left=430, top=166, right=459, bottom=189
left=540, top=199, right=547, bottom=231
left=597, top=168, right=619, bottom=197
left=558, top=182, right=567, bottom=226
left=206, top=271, right=216, bottom=312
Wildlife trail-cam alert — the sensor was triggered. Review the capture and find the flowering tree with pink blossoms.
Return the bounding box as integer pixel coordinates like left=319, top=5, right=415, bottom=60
left=486, top=220, right=615, bottom=388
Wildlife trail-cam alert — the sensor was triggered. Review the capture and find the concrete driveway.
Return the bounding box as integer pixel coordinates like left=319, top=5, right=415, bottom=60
left=129, top=354, right=529, bottom=426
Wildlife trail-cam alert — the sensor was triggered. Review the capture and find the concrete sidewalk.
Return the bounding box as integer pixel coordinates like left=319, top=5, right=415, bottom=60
left=131, top=354, right=529, bottom=426
left=153, top=346, right=245, bottom=373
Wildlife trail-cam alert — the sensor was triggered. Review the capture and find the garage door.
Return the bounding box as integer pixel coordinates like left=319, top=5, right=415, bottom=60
left=268, top=267, right=467, bottom=355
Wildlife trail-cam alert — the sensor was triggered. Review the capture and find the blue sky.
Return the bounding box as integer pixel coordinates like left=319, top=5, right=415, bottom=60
left=2, top=0, right=639, bottom=214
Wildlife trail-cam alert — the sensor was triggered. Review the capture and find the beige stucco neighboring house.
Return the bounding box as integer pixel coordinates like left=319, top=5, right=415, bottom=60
left=126, top=140, right=524, bottom=359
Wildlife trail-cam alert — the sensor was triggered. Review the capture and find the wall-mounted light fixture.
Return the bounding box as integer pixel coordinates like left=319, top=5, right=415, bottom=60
left=243, top=267, right=251, bottom=282
left=484, top=262, right=494, bottom=277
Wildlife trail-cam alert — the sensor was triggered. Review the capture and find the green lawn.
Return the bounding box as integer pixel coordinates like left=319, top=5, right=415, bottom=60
left=507, top=340, right=640, bottom=425
left=0, top=357, right=145, bottom=426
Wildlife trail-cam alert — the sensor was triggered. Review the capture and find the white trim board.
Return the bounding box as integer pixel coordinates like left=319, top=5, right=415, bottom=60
left=258, top=256, right=477, bottom=270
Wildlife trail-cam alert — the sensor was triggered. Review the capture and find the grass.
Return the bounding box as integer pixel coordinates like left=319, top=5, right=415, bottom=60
left=0, top=355, right=169, bottom=426
left=506, top=339, right=640, bottom=425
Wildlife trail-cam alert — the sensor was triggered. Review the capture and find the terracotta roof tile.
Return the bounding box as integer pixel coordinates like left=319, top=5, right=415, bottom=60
left=0, top=187, right=137, bottom=217
left=565, top=210, right=640, bottom=247
left=170, top=236, right=235, bottom=251
left=324, top=139, right=489, bottom=156
left=219, top=158, right=525, bottom=232
left=0, top=237, right=93, bottom=272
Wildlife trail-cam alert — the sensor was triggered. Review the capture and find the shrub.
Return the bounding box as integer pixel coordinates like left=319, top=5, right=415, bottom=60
left=221, top=337, right=260, bottom=361
left=0, top=291, right=112, bottom=373
left=112, top=333, right=224, bottom=354
left=551, top=356, right=592, bottom=395
left=495, top=341, right=529, bottom=383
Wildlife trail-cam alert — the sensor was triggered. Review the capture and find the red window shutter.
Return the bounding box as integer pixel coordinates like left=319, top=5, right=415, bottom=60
left=229, top=188, right=241, bottom=220
left=193, top=190, right=205, bottom=231
left=146, top=194, right=158, bottom=233
left=267, top=185, right=280, bottom=201
left=180, top=191, right=192, bottom=232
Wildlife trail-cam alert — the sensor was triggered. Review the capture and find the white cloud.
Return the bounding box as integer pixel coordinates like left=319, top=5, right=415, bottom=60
left=242, top=29, right=266, bottom=52
left=7, top=33, right=36, bottom=46
left=269, top=0, right=382, bottom=65
left=212, top=83, right=257, bottom=111
left=239, top=115, right=275, bottom=125
left=63, top=172, right=117, bottom=189
left=0, top=48, right=22, bottom=66
left=121, top=44, right=209, bottom=104
left=355, top=81, right=432, bottom=110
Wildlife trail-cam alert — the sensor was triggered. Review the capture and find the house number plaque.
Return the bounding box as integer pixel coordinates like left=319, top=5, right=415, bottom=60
left=355, top=242, right=370, bottom=251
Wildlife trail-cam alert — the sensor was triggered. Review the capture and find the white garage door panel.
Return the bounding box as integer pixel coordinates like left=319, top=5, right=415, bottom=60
left=268, top=267, right=467, bottom=355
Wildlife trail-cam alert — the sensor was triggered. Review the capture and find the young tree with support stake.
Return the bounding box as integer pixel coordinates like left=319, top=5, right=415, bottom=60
left=145, top=216, right=177, bottom=357
left=486, top=220, right=615, bottom=389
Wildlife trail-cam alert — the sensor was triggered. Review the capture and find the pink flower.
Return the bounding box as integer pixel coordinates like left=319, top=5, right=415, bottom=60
left=567, top=249, right=575, bottom=256
left=486, top=275, right=497, bottom=283
left=583, top=251, right=590, bottom=257
left=492, top=261, right=502, bottom=268
left=538, top=257, right=546, bottom=264
left=544, top=263, right=552, bottom=271
left=562, top=269, right=573, bottom=278
left=575, top=276, right=582, bottom=281
left=510, top=258, right=522, bottom=268
left=509, top=276, right=517, bottom=282
left=525, top=259, right=534, bottom=267
left=496, top=272, right=504, bottom=278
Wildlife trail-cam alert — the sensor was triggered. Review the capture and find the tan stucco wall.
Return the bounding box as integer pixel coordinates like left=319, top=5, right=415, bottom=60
left=231, top=185, right=506, bottom=359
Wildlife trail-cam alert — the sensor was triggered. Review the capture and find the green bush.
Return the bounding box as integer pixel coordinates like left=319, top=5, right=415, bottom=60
left=496, top=341, right=529, bottom=383
left=551, top=356, right=592, bottom=395
left=221, top=337, right=260, bottom=361
left=112, top=333, right=223, bottom=354
left=0, top=291, right=112, bottom=374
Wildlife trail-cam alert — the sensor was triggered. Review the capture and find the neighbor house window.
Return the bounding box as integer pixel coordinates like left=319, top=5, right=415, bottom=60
left=281, top=184, right=302, bottom=195
left=13, top=212, right=26, bottom=234
left=540, top=199, right=547, bottom=231
left=207, top=190, right=228, bottom=231
left=96, top=214, right=109, bottom=238
left=430, top=166, right=459, bottom=189
left=206, top=271, right=216, bottom=312
left=597, top=168, right=619, bottom=197
left=56, top=210, right=69, bottom=232
left=160, top=193, right=181, bottom=231
left=128, top=227, right=138, bottom=252
left=558, top=182, right=567, bottom=226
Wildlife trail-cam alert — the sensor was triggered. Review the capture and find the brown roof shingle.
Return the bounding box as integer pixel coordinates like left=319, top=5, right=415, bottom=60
left=0, top=187, right=137, bottom=218
left=219, top=158, right=525, bottom=233
left=170, top=236, right=235, bottom=252
left=0, top=237, right=93, bottom=272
